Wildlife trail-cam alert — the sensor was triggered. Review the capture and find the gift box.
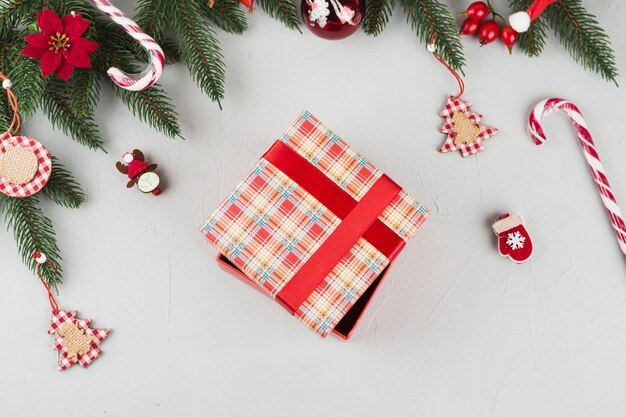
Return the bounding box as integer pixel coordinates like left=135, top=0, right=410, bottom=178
left=200, top=112, right=429, bottom=339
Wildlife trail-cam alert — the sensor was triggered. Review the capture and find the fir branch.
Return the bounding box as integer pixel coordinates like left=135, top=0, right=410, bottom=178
left=46, top=0, right=91, bottom=19
left=544, top=0, right=618, bottom=84
left=135, top=0, right=172, bottom=43
left=399, top=0, right=465, bottom=71
left=0, top=0, right=41, bottom=26
left=203, top=0, right=248, bottom=35
left=508, top=0, right=548, bottom=57
left=67, top=68, right=101, bottom=116
left=7, top=49, right=47, bottom=116
left=95, top=19, right=182, bottom=138
left=363, top=0, right=395, bottom=36
left=161, top=38, right=181, bottom=64
left=1, top=194, right=63, bottom=288
left=40, top=78, right=105, bottom=151
left=111, top=83, right=182, bottom=138
left=42, top=156, right=86, bottom=209
left=173, top=0, right=225, bottom=106
left=256, top=0, right=301, bottom=32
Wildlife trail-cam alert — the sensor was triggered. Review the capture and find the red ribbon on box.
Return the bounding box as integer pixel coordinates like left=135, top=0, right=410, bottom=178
left=263, top=141, right=404, bottom=314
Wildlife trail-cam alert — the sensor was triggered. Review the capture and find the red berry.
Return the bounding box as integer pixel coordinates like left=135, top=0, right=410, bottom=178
left=460, top=1, right=489, bottom=20
left=500, top=26, right=518, bottom=53
left=460, top=18, right=480, bottom=35
left=477, top=20, right=500, bottom=45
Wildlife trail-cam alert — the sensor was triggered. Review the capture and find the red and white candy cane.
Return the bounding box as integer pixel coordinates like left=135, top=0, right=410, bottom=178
left=91, top=0, right=165, bottom=91
left=528, top=98, right=626, bottom=258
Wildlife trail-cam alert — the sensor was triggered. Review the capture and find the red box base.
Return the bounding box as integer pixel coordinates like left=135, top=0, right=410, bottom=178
left=216, top=253, right=395, bottom=340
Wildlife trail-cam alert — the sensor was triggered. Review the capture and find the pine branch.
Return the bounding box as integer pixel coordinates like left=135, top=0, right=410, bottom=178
left=0, top=0, right=41, bottom=26
left=161, top=37, right=181, bottom=64
left=95, top=19, right=182, bottom=138
left=135, top=0, right=172, bottom=43
left=363, top=0, right=395, bottom=36
left=203, top=0, right=248, bottom=35
left=544, top=0, right=618, bottom=84
left=40, top=78, right=106, bottom=151
left=173, top=0, right=225, bottom=106
left=1, top=194, right=63, bottom=288
left=399, top=0, right=465, bottom=71
left=7, top=47, right=47, bottom=116
left=508, top=0, right=548, bottom=57
left=112, top=83, right=182, bottom=138
left=67, top=68, right=101, bottom=117
left=42, top=156, right=86, bottom=209
left=256, top=0, right=301, bottom=32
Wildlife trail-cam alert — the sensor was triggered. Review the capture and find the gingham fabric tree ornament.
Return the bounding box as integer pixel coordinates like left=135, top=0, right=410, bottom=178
left=427, top=35, right=498, bottom=157
left=33, top=253, right=111, bottom=371
left=0, top=73, right=52, bottom=197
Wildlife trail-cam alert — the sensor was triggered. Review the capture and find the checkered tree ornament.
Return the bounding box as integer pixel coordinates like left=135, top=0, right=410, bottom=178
left=32, top=253, right=111, bottom=371
left=49, top=310, right=110, bottom=371
left=438, top=97, right=498, bottom=157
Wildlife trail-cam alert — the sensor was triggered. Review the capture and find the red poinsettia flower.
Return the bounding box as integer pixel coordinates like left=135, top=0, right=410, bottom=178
left=21, top=8, right=99, bottom=81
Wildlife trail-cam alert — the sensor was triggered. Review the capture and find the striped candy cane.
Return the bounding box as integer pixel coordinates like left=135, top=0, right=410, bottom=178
left=91, top=0, right=165, bottom=91
left=528, top=98, right=626, bottom=258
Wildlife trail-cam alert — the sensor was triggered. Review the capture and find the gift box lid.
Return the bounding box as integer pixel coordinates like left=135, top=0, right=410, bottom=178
left=201, top=112, right=429, bottom=337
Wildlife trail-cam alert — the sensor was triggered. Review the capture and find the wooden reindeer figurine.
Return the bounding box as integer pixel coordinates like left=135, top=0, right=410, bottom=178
left=116, top=149, right=161, bottom=196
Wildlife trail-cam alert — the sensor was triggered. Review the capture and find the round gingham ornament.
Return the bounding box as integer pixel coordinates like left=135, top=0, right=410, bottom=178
left=0, top=73, right=52, bottom=197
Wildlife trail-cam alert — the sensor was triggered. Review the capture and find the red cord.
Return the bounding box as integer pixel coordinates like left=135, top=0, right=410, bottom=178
left=0, top=71, right=21, bottom=137
left=428, top=33, right=465, bottom=100
left=33, top=253, right=59, bottom=314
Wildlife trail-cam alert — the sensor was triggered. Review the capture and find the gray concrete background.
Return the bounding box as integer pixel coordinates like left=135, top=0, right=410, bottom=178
left=1, top=1, right=625, bottom=415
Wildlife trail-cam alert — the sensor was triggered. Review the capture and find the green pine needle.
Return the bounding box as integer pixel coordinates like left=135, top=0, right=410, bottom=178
left=40, top=78, right=106, bottom=151
left=173, top=0, right=226, bottom=106
left=203, top=0, right=248, bottom=35
left=399, top=0, right=465, bottom=72
left=42, top=156, right=86, bottom=209
left=135, top=0, right=172, bottom=43
left=7, top=43, right=47, bottom=116
left=544, top=0, right=618, bottom=84
left=1, top=194, right=63, bottom=288
left=363, top=0, right=395, bottom=36
left=112, top=83, right=183, bottom=139
left=256, top=0, right=301, bottom=32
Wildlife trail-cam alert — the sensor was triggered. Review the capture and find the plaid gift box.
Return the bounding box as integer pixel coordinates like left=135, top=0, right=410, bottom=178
left=200, top=112, right=429, bottom=339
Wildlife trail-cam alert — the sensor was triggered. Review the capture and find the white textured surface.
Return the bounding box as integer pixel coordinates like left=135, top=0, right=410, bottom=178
left=2, top=1, right=626, bottom=416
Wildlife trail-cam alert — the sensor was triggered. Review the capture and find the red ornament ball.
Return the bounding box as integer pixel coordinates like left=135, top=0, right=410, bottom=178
left=477, top=20, right=500, bottom=45
left=301, top=0, right=365, bottom=40
left=460, top=18, right=480, bottom=35
left=500, top=26, right=518, bottom=53
left=461, top=1, right=489, bottom=20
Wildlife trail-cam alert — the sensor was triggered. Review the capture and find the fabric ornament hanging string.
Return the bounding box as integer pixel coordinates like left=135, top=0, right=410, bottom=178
left=33, top=252, right=111, bottom=371
left=427, top=34, right=498, bottom=157
left=528, top=98, right=626, bottom=258
left=90, top=0, right=165, bottom=91
left=0, top=72, right=52, bottom=197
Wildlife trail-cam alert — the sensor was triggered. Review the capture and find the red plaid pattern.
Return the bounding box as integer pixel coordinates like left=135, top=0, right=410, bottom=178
left=438, top=97, right=498, bottom=157
left=0, top=133, right=52, bottom=197
left=48, top=310, right=110, bottom=371
left=201, top=112, right=429, bottom=337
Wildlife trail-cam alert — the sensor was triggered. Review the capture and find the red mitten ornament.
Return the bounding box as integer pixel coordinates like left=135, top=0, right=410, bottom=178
left=492, top=213, right=533, bottom=263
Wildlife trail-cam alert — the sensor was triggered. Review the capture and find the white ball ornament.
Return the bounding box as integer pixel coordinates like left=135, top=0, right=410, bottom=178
left=509, top=11, right=531, bottom=33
